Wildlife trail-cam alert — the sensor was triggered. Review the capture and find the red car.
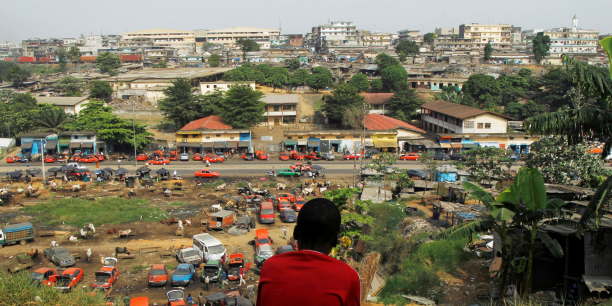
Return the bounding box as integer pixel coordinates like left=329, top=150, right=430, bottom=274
left=277, top=200, right=291, bottom=212
left=31, top=268, right=58, bottom=286
left=276, top=193, right=296, bottom=203
left=304, top=153, right=320, bottom=160
left=91, top=257, right=119, bottom=290
left=79, top=155, right=98, bottom=163
left=54, top=268, right=84, bottom=291
left=6, top=156, right=15, bottom=163
left=95, top=153, right=105, bottom=161
left=168, top=151, right=178, bottom=161
left=289, top=237, right=299, bottom=251
left=255, top=229, right=272, bottom=249
left=294, top=197, right=306, bottom=211
left=57, top=155, right=67, bottom=163
left=148, top=264, right=168, bottom=287
left=279, top=153, right=290, bottom=161
left=227, top=254, right=251, bottom=281
left=289, top=151, right=303, bottom=160
left=290, top=163, right=311, bottom=171
left=166, top=290, right=186, bottom=306
left=148, top=158, right=170, bottom=165
left=69, top=154, right=81, bottom=162
left=204, top=154, right=224, bottom=163
left=343, top=153, right=361, bottom=160
left=193, top=153, right=203, bottom=161
left=44, top=155, right=55, bottom=163
left=399, top=153, right=420, bottom=161
left=256, top=151, right=269, bottom=160
left=195, top=169, right=220, bottom=178
left=136, top=154, right=149, bottom=161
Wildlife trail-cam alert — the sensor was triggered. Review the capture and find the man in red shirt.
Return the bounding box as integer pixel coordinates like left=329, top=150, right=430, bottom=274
left=257, top=198, right=361, bottom=306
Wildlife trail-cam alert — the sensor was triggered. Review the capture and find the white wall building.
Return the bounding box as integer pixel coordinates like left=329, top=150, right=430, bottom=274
left=459, top=23, right=512, bottom=49
left=200, top=81, right=256, bottom=94
left=420, top=100, right=511, bottom=134
left=205, top=27, right=280, bottom=50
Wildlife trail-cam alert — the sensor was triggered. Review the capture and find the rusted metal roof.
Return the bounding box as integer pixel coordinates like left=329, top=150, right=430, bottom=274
left=421, top=100, right=514, bottom=120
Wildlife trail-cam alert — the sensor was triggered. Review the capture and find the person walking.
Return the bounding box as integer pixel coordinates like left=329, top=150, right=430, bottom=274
left=123, top=293, right=130, bottom=306
left=204, top=275, right=210, bottom=291
left=283, top=226, right=287, bottom=239
left=186, top=294, right=194, bottom=303
left=323, top=168, right=326, bottom=179
left=117, top=158, right=121, bottom=169
left=198, top=292, right=204, bottom=306
left=240, top=273, right=246, bottom=286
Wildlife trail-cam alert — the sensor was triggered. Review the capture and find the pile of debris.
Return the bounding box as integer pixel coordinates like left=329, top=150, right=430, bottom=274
left=400, top=217, right=442, bottom=238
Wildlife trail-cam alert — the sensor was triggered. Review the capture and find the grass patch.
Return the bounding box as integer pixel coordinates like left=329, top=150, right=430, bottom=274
left=399, top=195, right=421, bottom=203
left=235, top=182, right=248, bottom=188
left=24, top=198, right=166, bottom=227
left=268, top=182, right=278, bottom=188
left=167, top=264, right=176, bottom=270
left=132, top=265, right=146, bottom=273
left=313, top=98, right=324, bottom=111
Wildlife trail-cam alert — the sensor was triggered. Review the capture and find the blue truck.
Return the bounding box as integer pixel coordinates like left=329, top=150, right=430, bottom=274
left=0, top=222, right=35, bottom=248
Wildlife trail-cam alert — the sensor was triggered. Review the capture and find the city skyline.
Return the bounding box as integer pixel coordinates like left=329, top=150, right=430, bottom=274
left=1, top=0, right=611, bottom=43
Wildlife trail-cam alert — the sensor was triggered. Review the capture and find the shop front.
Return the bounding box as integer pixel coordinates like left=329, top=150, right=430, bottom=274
left=178, top=142, right=201, bottom=153
left=237, top=140, right=251, bottom=153
left=201, top=142, right=214, bottom=154
left=307, top=139, right=320, bottom=152
left=284, top=140, right=297, bottom=151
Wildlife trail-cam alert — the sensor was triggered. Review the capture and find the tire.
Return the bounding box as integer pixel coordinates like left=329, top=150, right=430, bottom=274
left=20, top=240, right=26, bottom=246
left=250, top=217, right=256, bottom=229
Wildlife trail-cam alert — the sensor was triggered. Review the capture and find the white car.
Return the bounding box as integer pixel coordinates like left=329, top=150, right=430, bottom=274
left=180, top=153, right=189, bottom=161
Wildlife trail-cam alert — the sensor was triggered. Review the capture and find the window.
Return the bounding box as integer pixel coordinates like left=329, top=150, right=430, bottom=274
left=477, top=123, right=484, bottom=129
left=230, top=137, right=234, bottom=140
left=464, top=121, right=474, bottom=129
left=216, top=134, right=220, bottom=137
left=206, top=85, right=210, bottom=88
left=298, top=136, right=303, bottom=139
left=74, top=136, right=79, bottom=139
left=206, top=136, right=211, bottom=139
left=287, top=137, right=293, bottom=139
left=485, top=123, right=491, bottom=129
left=273, top=106, right=280, bottom=112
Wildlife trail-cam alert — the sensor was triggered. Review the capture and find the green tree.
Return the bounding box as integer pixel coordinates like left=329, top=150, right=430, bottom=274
left=5, top=66, right=31, bottom=88
left=0, top=62, right=16, bottom=81
left=375, top=53, right=400, bottom=70
left=423, top=33, right=437, bottom=44
left=199, top=90, right=225, bottom=118
left=455, top=146, right=514, bottom=187
left=307, top=73, right=333, bottom=92
left=96, top=52, right=122, bottom=76
left=366, top=152, right=399, bottom=200
left=484, top=43, right=493, bottom=61
left=324, top=188, right=374, bottom=240
left=54, top=48, right=68, bottom=70
left=208, top=54, right=221, bottom=67
left=270, top=67, right=291, bottom=78
left=153, top=60, right=167, bottom=68
left=256, top=64, right=272, bottom=77
left=158, top=78, right=200, bottom=128
left=312, top=66, right=332, bottom=78
left=498, top=74, right=529, bottom=105
left=236, top=39, right=260, bottom=62
left=387, top=83, right=422, bottom=122
left=380, top=65, right=408, bottom=91
left=533, top=34, right=551, bottom=63
left=34, top=105, right=73, bottom=133
left=67, top=46, right=82, bottom=66
left=267, top=73, right=287, bottom=92
left=322, top=83, right=365, bottom=127
left=55, top=75, right=83, bottom=96
left=220, top=85, right=265, bottom=128
left=348, top=73, right=370, bottom=92
left=370, top=79, right=384, bottom=93
left=503, top=102, right=525, bottom=120
left=397, top=52, right=407, bottom=63
left=290, top=69, right=310, bottom=86
left=252, top=70, right=266, bottom=84
left=222, top=69, right=245, bottom=81
left=288, top=58, right=301, bottom=69
left=395, top=40, right=420, bottom=56
left=67, top=100, right=152, bottom=149
left=462, top=74, right=501, bottom=108
left=0, top=92, right=39, bottom=136
left=89, top=81, right=113, bottom=101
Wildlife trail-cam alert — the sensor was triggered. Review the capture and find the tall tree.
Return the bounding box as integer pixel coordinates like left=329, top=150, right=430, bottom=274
left=484, top=43, right=493, bottom=61
left=55, top=76, right=83, bottom=96
left=533, top=34, right=551, bottom=63
left=380, top=65, right=408, bottom=91
left=236, top=39, right=260, bottom=63
left=89, top=81, right=113, bottom=101
left=208, top=54, right=221, bottom=67
left=375, top=53, right=400, bottom=70
left=158, top=78, right=200, bottom=128
left=348, top=73, right=370, bottom=92
left=199, top=90, right=225, bottom=118
left=220, top=85, right=265, bottom=128
left=307, top=73, right=333, bottom=92
left=311, top=66, right=332, bottom=78
left=387, top=83, right=423, bottom=122
left=423, top=33, right=437, bottom=44
left=288, top=58, right=301, bottom=69
left=256, top=64, right=272, bottom=77
left=54, top=48, right=68, bottom=70
left=455, top=146, right=514, bottom=187
left=34, top=105, right=73, bottom=133
left=370, top=79, right=384, bottom=93
left=153, top=60, right=167, bottom=68
left=498, top=74, right=529, bottom=105
left=222, top=70, right=245, bottom=81
left=96, top=52, right=122, bottom=76
left=462, top=74, right=502, bottom=108
left=0, top=92, right=39, bottom=136
left=397, top=52, right=407, bottom=63
left=322, top=83, right=365, bottom=127
left=67, top=46, right=82, bottom=66
left=394, top=40, right=420, bottom=56
left=290, top=69, right=310, bottom=87
left=5, top=66, right=31, bottom=88
left=267, top=73, right=287, bottom=92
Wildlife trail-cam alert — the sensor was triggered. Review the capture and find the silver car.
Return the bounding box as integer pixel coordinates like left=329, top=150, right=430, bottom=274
left=320, top=153, right=335, bottom=161
left=180, top=153, right=189, bottom=161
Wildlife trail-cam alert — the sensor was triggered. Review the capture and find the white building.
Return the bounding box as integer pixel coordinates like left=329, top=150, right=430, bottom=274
left=205, top=27, right=280, bottom=50
left=398, top=29, right=420, bottom=41
left=35, top=97, right=93, bottom=115
left=122, top=29, right=196, bottom=56
left=200, top=81, right=256, bottom=94
left=544, top=15, right=600, bottom=56
left=312, top=21, right=360, bottom=52
left=435, top=28, right=459, bottom=36
left=420, top=100, right=512, bottom=134
left=459, top=23, right=512, bottom=49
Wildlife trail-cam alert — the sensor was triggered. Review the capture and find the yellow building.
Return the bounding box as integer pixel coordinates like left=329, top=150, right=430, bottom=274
left=176, top=116, right=252, bottom=154
left=283, top=130, right=397, bottom=153
left=459, top=23, right=512, bottom=49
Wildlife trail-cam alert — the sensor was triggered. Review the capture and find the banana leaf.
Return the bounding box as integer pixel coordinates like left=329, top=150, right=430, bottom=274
left=437, top=218, right=497, bottom=241
left=537, top=233, right=564, bottom=258
left=518, top=168, right=547, bottom=210
left=600, top=36, right=612, bottom=78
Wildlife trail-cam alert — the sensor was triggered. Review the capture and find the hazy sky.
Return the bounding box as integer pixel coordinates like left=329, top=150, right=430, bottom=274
left=1, top=0, right=610, bottom=42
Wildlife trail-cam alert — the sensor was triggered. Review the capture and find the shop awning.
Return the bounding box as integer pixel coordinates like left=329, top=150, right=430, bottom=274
left=365, top=139, right=374, bottom=146
left=307, top=140, right=320, bottom=147
left=201, top=142, right=214, bottom=148
left=330, top=140, right=342, bottom=144
left=225, top=141, right=238, bottom=148
left=479, top=142, right=499, bottom=148
left=69, top=141, right=81, bottom=149
left=44, top=140, right=58, bottom=150
left=451, top=143, right=463, bottom=149
left=439, top=143, right=452, bottom=148
left=178, top=142, right=201, bottom=148
left=21, top=142, right=33, bottom=149
left=297, top=140, right=307, bottom=145
left=58, top=139, right=71, bottom=146
left=238, top=141, right=250, bottom=147
left=373, top=140, right=397, bottom=148
left=81, top=142, right=93, bottom=149
left=463, top=143, right=479, bottom=149
left=284, top=140, right=297, bottom=146
left=214, top=141, right=226, bottom=148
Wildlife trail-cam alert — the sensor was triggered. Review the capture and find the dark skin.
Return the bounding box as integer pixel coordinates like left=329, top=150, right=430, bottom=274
left=293, top=227, right=337, bottom=255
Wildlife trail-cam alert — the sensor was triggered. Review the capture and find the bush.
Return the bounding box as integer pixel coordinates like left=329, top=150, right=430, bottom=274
left=132, top=265, right=146, bottom=273
left=268, top=182, right=277, bottom=188
left=235, top=182, right=248, bottom=188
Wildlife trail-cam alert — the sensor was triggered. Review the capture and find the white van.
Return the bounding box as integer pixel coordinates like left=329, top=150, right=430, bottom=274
left=192, top=233, right=226, bottom=263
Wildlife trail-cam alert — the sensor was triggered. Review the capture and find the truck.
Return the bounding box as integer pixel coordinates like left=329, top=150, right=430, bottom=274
left=173, top=247, right=203, bottom=266
left=208, top=210, right=236, bottom=230
left=192, top=233, right=227, bottom=263
left=0, top=222, right=34, bottom=248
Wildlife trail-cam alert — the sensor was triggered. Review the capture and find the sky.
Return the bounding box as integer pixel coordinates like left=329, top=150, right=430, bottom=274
left=1, top=0, right=610, bottom=43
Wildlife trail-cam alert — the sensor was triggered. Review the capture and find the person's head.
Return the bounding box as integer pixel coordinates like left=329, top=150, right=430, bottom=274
left=188, top=293, right=192, bottom=297
left=293, top=198, right=341, bottom=255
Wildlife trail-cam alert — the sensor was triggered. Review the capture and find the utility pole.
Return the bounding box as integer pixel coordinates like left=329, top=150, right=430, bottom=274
left=360, top=103, right=365, bottom=180
left=133, top=103, right=137, bottom=167
left=353, top=143, right=357, bottom=188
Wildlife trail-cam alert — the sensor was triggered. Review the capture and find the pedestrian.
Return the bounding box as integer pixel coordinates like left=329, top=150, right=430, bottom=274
left=186, top=294, right=194, bottom=303
left=123, top=293, right=130, bottom=306
left=222, top=270, right=227, bottom=282
left=240, top=273, right=246, bottom=285
left=198, top=292, right=204, bottom=306
left=283, top=226, right=287, bottom=239
left=272, top=166, right=275, bottom=177
left=117, top=158, right=121, bottom=169
left=323, top=168, right=326, bottom=179
left=204, top=275, right=210, bottom=291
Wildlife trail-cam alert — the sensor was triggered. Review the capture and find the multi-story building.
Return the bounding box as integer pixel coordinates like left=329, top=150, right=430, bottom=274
left=433, top=37, right=472, bottom=51
left=511, top=27, right=522, bottom=44
left=398, top=29, right=420, bottom=41
left=205, top=27, right=280, bottom=50
left=200, top=81, right=255, bottom=94
left=420, top=100, right=511, bottom=134
left=543, top=16, right=599, bottom=56
left=435, top=28, right=459, bottom=37
left=361, top=31, right=393, bottom=48
left=459, top=23, right=512, bottom=49
left=260, top=94, right=298, bottom=126
left=21, top=38, right=64, bottom=57
left=121, top=29, right=195, bottom=56
left=312, top=21, right=360, bottom=52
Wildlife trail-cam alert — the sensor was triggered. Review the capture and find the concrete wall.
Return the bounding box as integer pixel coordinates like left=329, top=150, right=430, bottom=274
left=113, top=110, right=165, bottom=121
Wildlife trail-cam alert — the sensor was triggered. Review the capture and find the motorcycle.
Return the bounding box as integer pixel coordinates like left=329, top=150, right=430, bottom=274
left=267, top=171, right=275, bottom=176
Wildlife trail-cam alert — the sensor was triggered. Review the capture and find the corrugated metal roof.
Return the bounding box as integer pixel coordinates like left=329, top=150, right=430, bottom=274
left=260, top=94, right=299, bottom=104
left=421, top=100, right=514, bottom=120
left=180, top=116, right=232, bottom=131
left=360, top=93, right=393, bottom=105
left=100, top=68, right=233, bottom=82
left=36, top=97, right=88, bottom=106
left=364, top=114, right=426, bottom=133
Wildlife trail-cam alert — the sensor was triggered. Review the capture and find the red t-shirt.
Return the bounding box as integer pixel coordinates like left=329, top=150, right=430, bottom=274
left=257, top=250, right=361, bottom=306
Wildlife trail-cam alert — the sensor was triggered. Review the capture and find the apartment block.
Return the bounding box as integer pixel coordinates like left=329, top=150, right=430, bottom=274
left=459, top=23, right=512, bottom=49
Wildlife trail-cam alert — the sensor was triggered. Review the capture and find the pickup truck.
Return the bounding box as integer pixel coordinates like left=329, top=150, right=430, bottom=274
left=66, top=163, right=89, bottom=170
left=173, top=247, right=202, bottom=266
left=0, top=222, right=35, bottom=247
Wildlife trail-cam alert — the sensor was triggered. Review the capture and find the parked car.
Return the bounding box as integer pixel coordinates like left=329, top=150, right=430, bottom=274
left=343, top=153, right=361, bottom=160
left=278, top=169, right=301, bottom=177
left=255, top=151, right=269, bottom=160
left=168, top=151, right=178, bottom=161
left=277, top=200, right=291, bottom=212
left=227, top=254, right=251, bottom=281
left=166, top=290, right=187, bottom=306
left=148, top=158, right=170, bottom=165
left=79, top=155, right=98, bottom=163
left=276, top=245, right=295, bottom=255
left=193, top=153, right=202, bottom=161
left=201, top=260, right=223, bottom=282
left=91, top=257, right=119, bottom=289
left=289, top=237, right=299, bottom=251
left=280, top=209, right=297, bottom=223
left=30, top=268, right=58, bottom=286
left=94, top=153, right=105, bottom=161
left=171, top=264, right=195, bottom=287
left=304, top=152, right=320, bottom=160
left=254, top=229, right=272, bottom=249
left=136, top=154, right=149, bottom=161
left=242, top=153, right=254, bottom=161
left=279, top=153, right=290, bottom=161
left=148, top=264, right=168, bottom=287
left=205, top=154, right=224, bottom=163
left=44, top=155, right=55, bottom=163
left=449, top=153, right=466, bottom=161
left=173, top=247, right=202, bottom=266
left=276, top=193, right=296, bottom=203
left=293, top=197, right=306, bottom=211
left=399, top=153, right=420, bottom=161
left=43, top=246, right=75, bottom=267
left=433, top=153, right=450, bottom=161
left=320, top=153, right=335, bottom=161
left=406, top=169, right=427, bottom=180
left=56, top=155, right=66, bottom=163
left=258, top=202, right=275, bottom=224
left=53, top=268, right=84, bottom=291
left=20, top=153, right=32, bottom=163
left=255, top=245, right=274, bottom=268
left=6, top=156, right=15, bottom=163
left=195, top=169, right=220, bottom=178
left=179, top=153, right=189, bottom=161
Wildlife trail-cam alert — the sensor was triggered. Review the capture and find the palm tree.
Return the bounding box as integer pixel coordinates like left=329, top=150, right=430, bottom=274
left=34, top=107, right=73, bottom=133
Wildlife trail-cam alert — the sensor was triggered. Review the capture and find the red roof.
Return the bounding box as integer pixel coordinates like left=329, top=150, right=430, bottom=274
left=360, top=93, right=394, bottom=105
left=364, top=114, right=426, bottom=133
left=180, top=116, right=232, bottom=131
